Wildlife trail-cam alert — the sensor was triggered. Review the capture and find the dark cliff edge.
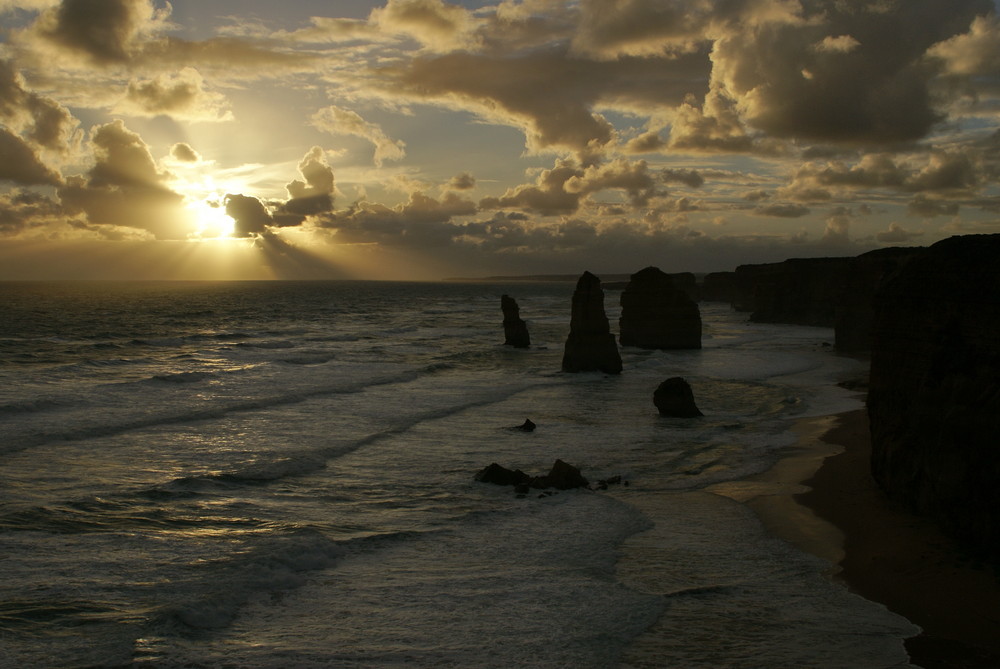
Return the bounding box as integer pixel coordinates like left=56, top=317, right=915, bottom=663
left=733, top=257, right=853, bottom=327
left=834, top=247, right=921, bottom=353
left=868, top=234, right=1000, bottom=559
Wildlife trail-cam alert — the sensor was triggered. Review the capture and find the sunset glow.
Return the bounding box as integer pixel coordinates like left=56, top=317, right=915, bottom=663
left=2, top=0, right=1000, bottom=280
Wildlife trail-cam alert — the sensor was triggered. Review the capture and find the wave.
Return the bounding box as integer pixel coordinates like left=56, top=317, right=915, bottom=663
left=0, top=397, right=67, bottom=415
left=236, top=340, right=296, bottom=350
left=151, top=371, right=215, bottom=384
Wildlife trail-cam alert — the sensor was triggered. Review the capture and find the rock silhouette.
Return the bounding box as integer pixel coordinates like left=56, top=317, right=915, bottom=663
left=619, top=266, right=701, bottom=349
left=474, top=459, right=590, bottom=490
left=653, top=377, right=703, bottom=417
left=561, top=271, right=622, bottom=374
left=868, top=234, right=1000, bottom=558
left=501, top=294, right=530, bottom=348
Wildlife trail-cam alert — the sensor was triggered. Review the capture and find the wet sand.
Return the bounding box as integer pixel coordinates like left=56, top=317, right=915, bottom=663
left=745, top=409, right=1000, bottom=669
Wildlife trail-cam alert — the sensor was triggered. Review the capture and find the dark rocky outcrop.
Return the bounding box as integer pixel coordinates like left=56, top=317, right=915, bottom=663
left=501, top=294, right=530, bottom=348
left=653, top=377, right=703, bottom=417
left=619, top=267, right=702, bottom=350
left=475, top=463, right=531, bottom=487
left=512, top=418, right=536, bottom=432
left=531, top=459, right=590, bottom=490
left=834, top=247, right=920, bottom=352
left=733, top=257, right=853, bottom=326
left=700, top=271, right=736, bottom=303
left=867, top=234, right=1000, bottom=558
left=562, top=271, right=622, bottom=374
left=474, top=459, right=589, bottom=490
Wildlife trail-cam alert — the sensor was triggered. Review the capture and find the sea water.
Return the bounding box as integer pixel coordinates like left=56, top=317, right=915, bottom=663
left=0, top=281, right=917, bottom=668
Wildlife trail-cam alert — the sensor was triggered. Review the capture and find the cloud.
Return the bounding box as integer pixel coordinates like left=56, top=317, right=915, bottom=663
left=877, top=221, right=924, bottom=243
left=370, top=0, right=481, bottom=52
left=169, top=142, right=200, bottom=163
left=0, top=127, right=63, bottom=185
left=385, top=47, right=708, bottom=160
left=312, top=105, right=406, bottom=166
left=224, top=193, right=272, bottom=238
left=785, top=151, right=980, bottom=197
left=57, top=119, right=187, bottom=239
left=447, top=172, right=476, bottom=190
left=27, top=0, right=171, bottom=65
left=908, top=194, right=960, bottom=217
left=114, top=67, right=232, bottom=121
left=753, top=203, right=811, bottom=218
left=0, top=58, right=79, bottom=155
left=310, top=190, right=476, bottom=247
left=277, top=146, right=337, bottom=223
left=706, top=0, right=993, bottom=144
left=926, top=14, right=1000, bottom=76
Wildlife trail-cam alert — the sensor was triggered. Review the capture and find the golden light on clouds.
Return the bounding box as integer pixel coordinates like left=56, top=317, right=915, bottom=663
left=1, top=0, right=999, bottom=280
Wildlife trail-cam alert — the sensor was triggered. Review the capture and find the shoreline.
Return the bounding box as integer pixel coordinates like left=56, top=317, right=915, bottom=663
left=746, top=409, right=1000, bottom=668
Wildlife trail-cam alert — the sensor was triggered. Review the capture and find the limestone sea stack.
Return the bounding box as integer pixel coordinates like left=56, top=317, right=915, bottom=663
left=501, top=294, right=530, bottom=348
left=653, top=377, right=703, bottom=417
left=867, top=234, right=1000, bottom=558
left=561, top=271, right=622, bottom=374
left=619, top=266, right=701, bottom=349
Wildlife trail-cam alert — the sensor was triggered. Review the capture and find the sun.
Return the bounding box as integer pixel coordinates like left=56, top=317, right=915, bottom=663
left=186, top=196, right=236, bottom=239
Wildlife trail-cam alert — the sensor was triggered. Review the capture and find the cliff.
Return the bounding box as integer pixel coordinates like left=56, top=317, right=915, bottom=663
left=619, top=266, right=701, bottom=349
left=867, top=234, right=1000, bottom=558
left=700, top=271, right=736, bottom=303
left=834, top=247, right=920, bottom=353
left=733, top=257, right=853, bottom=326
left=561, top=271, right=622, bottom=374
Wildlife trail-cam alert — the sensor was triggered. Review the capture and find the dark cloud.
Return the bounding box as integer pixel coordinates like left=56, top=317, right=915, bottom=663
left=908, top=194, right=960, bottom=218
left=117, top=67, right=231, bottom=120
left=224, top=193, right=272, bottom=238
left=31, top=0, right=166, bottom=65
left=0, top=127, right=63, bottom=185
left=753, top=203, right=811, bottom=218
left=0, top=59, right=79, bottom=154
left=275, top=146, right=336, bottom=224
left=448, top=172, right=476, bottom=190
left=169, top=142, right=200, bottom=162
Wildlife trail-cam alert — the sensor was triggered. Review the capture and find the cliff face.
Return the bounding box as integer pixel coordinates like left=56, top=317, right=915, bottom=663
left=700, top=271, right=736, bottom=303
left=733, top=257, right=853, bottom=326
left=834, top=247, right=920, bottom=352
left=619, top=266, right=701, bottom=350
left=868, top=234, right=1000, bottom=557
left=561, top=271, right=622, bottom=374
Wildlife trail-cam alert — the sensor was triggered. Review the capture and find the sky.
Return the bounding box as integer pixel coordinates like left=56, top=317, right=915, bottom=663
left=1, top=0, right=999, bottom=281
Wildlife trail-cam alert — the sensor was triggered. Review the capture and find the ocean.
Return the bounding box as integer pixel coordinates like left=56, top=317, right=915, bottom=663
left=0, top=280, right=918, bottom=668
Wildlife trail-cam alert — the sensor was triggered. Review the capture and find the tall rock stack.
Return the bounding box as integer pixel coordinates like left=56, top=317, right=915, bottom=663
left=868, top=234, right=1000, bottom=558
left=561, top=271, right=622, bottom=374
left=619, top=266, right=701, bottom=349
left=500, top=294, right=530, bottom=348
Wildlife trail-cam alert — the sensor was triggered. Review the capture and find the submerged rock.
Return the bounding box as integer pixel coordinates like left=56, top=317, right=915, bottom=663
left=561, top=271, right=622, bottom=374
left=619, top=266, right=701, bottom=349
left=653, top=377, right=703, bottom=417
left=501, top=294, right=530, bottom=348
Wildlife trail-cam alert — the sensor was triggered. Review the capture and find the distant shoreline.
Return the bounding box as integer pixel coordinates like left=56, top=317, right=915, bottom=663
left=748, top=409, right=1000, bottom=668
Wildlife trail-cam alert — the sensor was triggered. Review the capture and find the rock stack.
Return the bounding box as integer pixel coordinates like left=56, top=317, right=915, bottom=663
left=561, top=271, right=622, bottom=374
left=868, top=234, right=1000, bottom=558
left=619, top=266, right=701, bottom=349
left=501, top=294, right=530, bottom=348
left=653, top=377, right=703, bottom=417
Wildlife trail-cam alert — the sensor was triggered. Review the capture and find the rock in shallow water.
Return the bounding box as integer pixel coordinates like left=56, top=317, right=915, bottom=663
left=653, top=377, right=703, bottom=418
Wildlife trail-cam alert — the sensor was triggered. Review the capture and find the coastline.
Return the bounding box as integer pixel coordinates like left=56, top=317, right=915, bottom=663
left=746, top=409, right=1000, bottom=668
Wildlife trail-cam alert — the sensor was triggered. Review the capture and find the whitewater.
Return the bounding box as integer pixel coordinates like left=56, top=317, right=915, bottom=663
left=0, top=280, right=917, bottom=668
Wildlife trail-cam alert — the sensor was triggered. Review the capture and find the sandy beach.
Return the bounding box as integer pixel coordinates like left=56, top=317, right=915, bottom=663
left=744, top=409, right=1000, bottom=669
